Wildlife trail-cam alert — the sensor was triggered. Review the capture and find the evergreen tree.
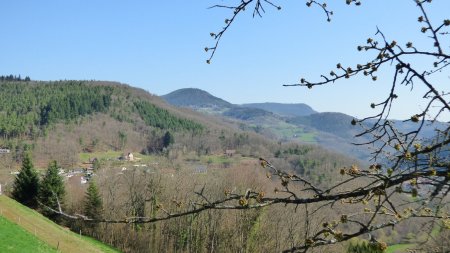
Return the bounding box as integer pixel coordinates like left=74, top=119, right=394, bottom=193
left=84, top=179, right=103, bottom=220
left=11, top=153, right=39, bottom=208
left=162, top=131, right=174, bottom=148
left=38, top=160, right=65, bottom=219
left=347, top=241, right=386, bottom=253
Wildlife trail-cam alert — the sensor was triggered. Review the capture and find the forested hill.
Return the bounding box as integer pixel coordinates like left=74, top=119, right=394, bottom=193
left=0, top=80, right=203, bottom=139
left=162, top=88, right=233, bottom=108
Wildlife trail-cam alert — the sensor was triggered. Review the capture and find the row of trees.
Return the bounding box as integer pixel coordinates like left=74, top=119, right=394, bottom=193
left=0, top=81, right=113, bottom=138
left=134, top=100, right=204, bottom=132
left=141, top=130, right=175, bottom=154
left=10, top=153, right=102, bottom=223
left=0, top=74, right=30, bottom=82
left=0, top=81, right=204, bottom=141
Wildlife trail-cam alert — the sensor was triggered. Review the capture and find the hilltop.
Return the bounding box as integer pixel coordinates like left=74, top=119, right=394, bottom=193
left=162, top=88, right=372, bottom=160
left=0, top=81, right=222, bottom=169
left=161, top=88, right=446, bottom=162
left=162, top=88, right=233, bottom=110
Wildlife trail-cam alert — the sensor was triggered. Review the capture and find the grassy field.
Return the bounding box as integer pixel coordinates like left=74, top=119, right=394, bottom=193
left=0, top=216, right=58, bottom=253
left=386, top=243, right=416, bottom=253
left=79, top=150, right=162, bottom=164
left=267, top=121, right=317, bottom=143
left=0, top=195, right=120, bottom=253
left=79, top=150, right=123, bottom=162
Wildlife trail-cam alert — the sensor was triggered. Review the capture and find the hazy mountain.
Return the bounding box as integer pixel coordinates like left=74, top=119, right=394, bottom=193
left=161, top=88, right=447, bottom=162
left=161, top=88, right=370, bottom=160
left=223, top=107, right=273, bottom=120
left=161, top=88, right=233, bottom=109
left=242, top=102, right=316, bottom=117
left=288, top=112, right=359, bottom=139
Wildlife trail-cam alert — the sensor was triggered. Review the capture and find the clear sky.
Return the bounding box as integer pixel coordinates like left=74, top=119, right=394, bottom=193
left=1, top=0, right=449, bottom=120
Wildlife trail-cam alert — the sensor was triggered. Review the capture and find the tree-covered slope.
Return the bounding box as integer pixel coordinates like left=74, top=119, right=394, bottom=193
left=0, top=81, right=112, bottom=138
left=0, top=81, right=202, bottom=140
left=288, top=112, right=359, bottom=139
left=223, top=106, right=273, bottom=120
left=162, top=88, right=233, bottom=108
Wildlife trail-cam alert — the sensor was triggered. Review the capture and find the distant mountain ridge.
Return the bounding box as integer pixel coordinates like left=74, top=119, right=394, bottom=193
left=162, top=88, right=233, bottom=109
left=288, top=112, right=358, bottom=139
left=161, top=88, right=447, bottom=162
left=161, top=88, right=371, bottom=160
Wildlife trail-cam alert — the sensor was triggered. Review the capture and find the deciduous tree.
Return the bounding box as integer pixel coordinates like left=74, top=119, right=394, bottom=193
left=42, top=1, right=450, bottom=252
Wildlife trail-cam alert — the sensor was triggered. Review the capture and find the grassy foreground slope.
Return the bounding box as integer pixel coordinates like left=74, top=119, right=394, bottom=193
left=0, top=195, right=120, bottom=253
left=0, top=216, right=57, bottom=253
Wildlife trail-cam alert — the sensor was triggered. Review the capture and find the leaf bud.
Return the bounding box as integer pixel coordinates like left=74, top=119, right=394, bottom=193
left=238, top=197, right=248, bottom=206
left=411, top=114, right=420, bottom=122
left=390, top=40, right=397, bottom=48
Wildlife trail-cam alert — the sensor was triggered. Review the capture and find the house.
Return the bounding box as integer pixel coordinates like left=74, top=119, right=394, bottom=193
left=194, top=165, right=207, bottom=174
left=0, top=148, right=10, bottom=154
left=225, top=149, right=236, bottom=157
left=127, top=152, right=134, bottom=161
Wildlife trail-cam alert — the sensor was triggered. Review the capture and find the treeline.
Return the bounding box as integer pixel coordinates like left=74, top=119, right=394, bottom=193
left=0, top=74, right=30, bottom=82
left=0, top=81, right=204, bottom=140
left=0, top=81, right=113, bottom=138
left=134, top=100, right=203, bottom=132
left=39, top=86, right=111, bottom=125
left=11, top=153, right=102, bottom=227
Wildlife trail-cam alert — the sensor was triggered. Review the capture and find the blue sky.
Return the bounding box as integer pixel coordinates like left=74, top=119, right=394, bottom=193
left=1, top=0, right=449, bottom=120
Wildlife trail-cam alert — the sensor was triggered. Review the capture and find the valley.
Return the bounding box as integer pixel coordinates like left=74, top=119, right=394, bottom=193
left=0, top=80, right=448, bottom=253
